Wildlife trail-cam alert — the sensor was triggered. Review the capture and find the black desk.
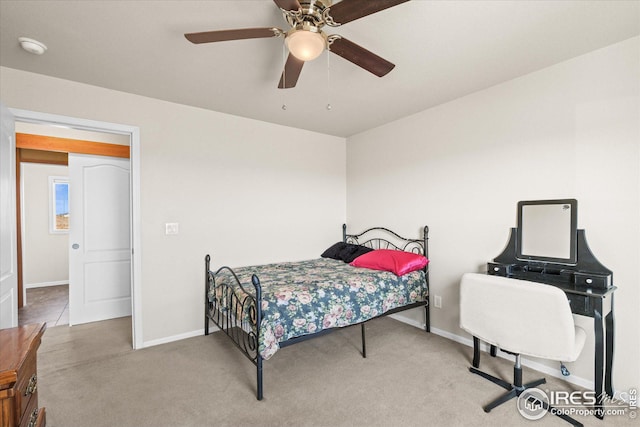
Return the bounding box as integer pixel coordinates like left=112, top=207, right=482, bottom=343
left=472, top=278, right=616, bottom=419
left=480, top=204, right=617, bottom=420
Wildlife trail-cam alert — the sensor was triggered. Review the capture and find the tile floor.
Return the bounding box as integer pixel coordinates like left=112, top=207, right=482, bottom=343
left=18, top=284, right=69, bottom=327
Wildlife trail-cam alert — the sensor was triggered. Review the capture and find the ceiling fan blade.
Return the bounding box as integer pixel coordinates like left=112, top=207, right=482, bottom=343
left=278, top=54, right=305, bottom=89
left=185, top=28, right=280, bottom=44
left=329, top=37, right=395, bottom=77
left=273, top=0, right=301, bottom=12
left=328, top=0, right=410, bottom=25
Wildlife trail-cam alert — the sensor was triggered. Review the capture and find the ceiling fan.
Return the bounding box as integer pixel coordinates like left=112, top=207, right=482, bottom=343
left=185, top=0, right=410, bottom=89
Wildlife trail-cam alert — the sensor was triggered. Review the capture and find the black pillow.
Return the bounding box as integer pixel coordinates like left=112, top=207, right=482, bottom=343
left=321, top=242, right=348, bottom=260
left=321, top=242, right=374, bottom=263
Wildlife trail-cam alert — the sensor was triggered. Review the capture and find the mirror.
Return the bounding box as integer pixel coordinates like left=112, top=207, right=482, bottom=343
left=516, top=199, right=577, bottom=264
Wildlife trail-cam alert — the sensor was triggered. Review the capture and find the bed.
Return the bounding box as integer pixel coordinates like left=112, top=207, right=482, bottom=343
left=204, top=224, right=430, bottom=400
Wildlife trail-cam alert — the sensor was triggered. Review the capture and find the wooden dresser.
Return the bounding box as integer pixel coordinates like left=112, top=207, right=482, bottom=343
left=0, top=323, right=46, bottom=427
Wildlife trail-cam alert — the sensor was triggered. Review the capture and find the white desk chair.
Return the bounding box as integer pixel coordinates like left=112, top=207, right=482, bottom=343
left=459, top=273, right=586, bottom=426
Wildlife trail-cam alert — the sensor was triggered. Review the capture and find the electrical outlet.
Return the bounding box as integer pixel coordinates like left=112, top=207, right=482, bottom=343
left=165, top=223, right=179, bottom=235
left=434, top=295, right=442, bottom=309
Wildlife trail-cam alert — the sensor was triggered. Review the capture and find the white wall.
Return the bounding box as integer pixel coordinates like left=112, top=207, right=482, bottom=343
left=0, top=67, right=347, bottom=343
left=346, top=36, right=639, bottom=394
left=21, top=163, right=68, bottom=287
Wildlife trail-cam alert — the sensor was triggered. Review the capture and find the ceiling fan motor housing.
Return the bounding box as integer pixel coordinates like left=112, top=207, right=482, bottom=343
left=283, top=0, right=334, bottom=29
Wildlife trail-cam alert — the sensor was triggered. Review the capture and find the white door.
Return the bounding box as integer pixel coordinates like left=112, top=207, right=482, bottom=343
left=0, top=103, right=17, bottom=329
left=68, top=153, right=131, bottom=325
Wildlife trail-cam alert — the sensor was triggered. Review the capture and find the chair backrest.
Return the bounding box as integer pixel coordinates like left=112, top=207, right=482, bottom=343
left=459, top=273, right=584, bottom=362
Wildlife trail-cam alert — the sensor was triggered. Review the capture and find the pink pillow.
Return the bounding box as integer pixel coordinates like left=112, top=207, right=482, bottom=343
left=350, top=249, right=429, bottom=276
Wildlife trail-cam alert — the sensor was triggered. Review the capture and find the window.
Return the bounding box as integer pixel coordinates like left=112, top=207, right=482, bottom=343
left=49, top=176, right=69, bottom=233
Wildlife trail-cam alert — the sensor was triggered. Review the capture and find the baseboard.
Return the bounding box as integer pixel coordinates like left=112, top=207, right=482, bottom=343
left=142, top=323, right=220, bottom=349
left=143, top=329, right=204, bottom=348
left=25, top=280, right=68, bottom=289
left=389, top=313, right=594, bottom=391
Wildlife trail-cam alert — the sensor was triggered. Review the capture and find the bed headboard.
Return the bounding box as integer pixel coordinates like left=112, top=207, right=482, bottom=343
left=342, top=224, right=429, bottom=258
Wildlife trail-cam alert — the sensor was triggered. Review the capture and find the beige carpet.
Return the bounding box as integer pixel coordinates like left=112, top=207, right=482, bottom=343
left=37, top=317, right=633, bottom=427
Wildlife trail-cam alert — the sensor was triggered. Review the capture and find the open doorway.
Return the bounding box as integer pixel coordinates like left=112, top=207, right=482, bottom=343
left=17, top=124, right=131, bottom=328
left=10, top=108, right=142, bottom=349
left=19, top=161, right=70, bottom=326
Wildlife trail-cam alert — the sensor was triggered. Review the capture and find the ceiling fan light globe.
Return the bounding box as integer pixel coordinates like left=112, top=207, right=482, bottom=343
left=286, top=30, right=325, bottom=61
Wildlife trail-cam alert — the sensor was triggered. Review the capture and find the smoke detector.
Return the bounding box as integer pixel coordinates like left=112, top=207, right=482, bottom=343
left=18, top=37, right=47, bottom=55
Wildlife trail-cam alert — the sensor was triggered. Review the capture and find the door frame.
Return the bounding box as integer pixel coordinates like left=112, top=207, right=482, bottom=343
left=11, top=108, right=143, bottom=349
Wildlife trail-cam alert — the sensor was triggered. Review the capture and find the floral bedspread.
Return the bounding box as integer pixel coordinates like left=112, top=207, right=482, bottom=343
left=211, top=257, right=427, bottom=360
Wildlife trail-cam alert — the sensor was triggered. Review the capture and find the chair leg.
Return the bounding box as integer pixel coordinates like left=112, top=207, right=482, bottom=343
left=469, top=346, right=584, bottom=427
left=481, top=376, right=547, bottom=413
left=471, top=366, right=583, bottom=427
left=523, top=377, right=546, bottom=389
left=469, top=367, right=512, bottom=391
left=469, top=358, right=548, bottom=414
left=483, top=387, right=519, bottom=413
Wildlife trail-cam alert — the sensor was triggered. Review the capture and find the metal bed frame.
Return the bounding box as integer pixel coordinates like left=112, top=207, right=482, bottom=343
left=204, top=224, right=430, bottom=400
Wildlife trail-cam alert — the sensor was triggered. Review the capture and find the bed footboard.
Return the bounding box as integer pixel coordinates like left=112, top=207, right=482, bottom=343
left=205, top=254, right=264, bottom=400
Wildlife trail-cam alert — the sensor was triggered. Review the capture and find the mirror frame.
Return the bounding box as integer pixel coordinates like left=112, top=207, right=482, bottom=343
left=516, top=198, right=578, bottom=265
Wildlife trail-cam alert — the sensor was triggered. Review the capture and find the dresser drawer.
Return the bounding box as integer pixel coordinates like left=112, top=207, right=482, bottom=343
left=20, top=397, right=46, bottom=427
left=15, top=354, right=38, bottom=426
left=487, top=262, right=514, bottom=276
left=19, top=397, right=36, bottom=427
left=573, top=272, right=612, bottom=289
left=0, top=324, right=46, bottom=427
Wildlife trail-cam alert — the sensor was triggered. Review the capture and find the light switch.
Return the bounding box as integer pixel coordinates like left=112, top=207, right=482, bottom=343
left=165, top=223, right=179, bottom=235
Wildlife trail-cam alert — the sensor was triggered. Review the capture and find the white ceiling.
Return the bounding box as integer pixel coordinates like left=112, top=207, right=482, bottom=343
left=1, top=1, right=638, bottom=137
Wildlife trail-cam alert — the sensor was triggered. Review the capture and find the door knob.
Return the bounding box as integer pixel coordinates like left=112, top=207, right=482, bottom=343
left=72, top=243, right=80, bottom=249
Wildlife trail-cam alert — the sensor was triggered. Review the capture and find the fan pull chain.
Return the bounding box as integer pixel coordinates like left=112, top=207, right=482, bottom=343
left=281, top=42, right=287, bottom=111
left=326, top=51, right=332, bottom=111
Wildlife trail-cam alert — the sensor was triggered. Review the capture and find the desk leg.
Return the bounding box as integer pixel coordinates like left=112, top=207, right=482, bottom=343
left=473, top=337, right=480, bottom=368
left=605, top=308, right=614, bottom=396
left=594, top=309, right=605, bottom=419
